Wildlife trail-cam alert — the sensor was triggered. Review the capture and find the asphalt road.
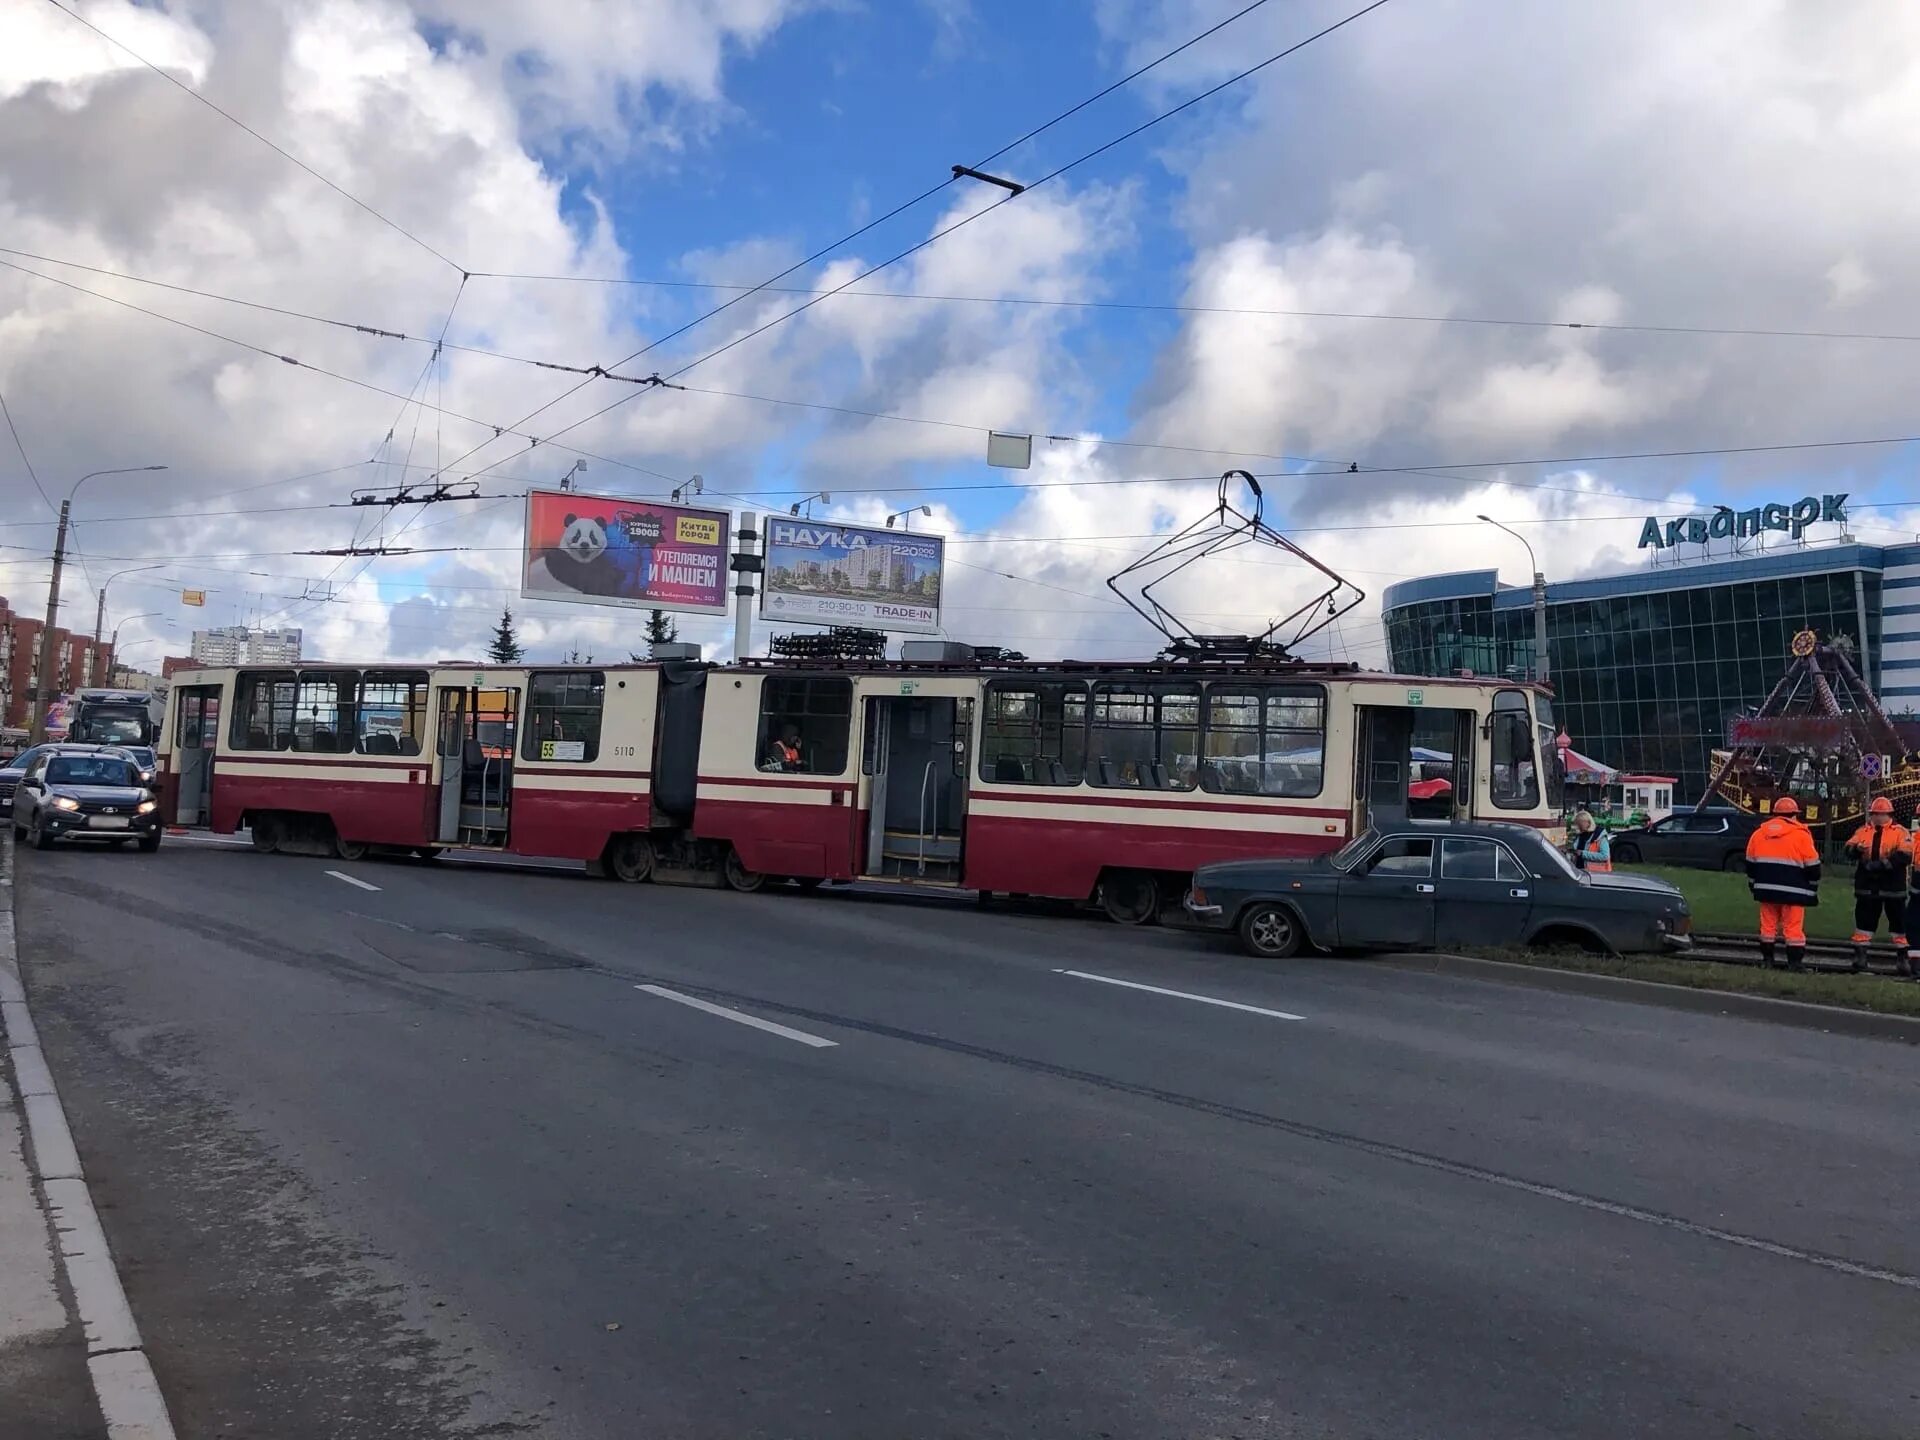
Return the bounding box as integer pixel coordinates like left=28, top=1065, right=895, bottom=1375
left=13, top=837, right=1920, bottom=1439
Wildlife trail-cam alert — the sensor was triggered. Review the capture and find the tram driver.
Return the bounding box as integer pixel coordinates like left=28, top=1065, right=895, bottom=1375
left=763, top=724, right=805, bottom=772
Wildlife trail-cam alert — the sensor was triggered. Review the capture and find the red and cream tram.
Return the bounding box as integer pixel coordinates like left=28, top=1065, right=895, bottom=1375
left=156, top=654, right=1564, bottom=922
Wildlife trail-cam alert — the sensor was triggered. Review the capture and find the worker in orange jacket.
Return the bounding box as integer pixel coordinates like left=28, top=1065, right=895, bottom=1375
left=1745, top=796, right=1821, bottom=971
left=1843, top=796, right=1910, bottom=972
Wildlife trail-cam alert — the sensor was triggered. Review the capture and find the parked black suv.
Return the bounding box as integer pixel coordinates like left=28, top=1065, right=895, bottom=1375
left=10, top=750, right=162, bottom=852
left=1610, top=806, right=1763, bottom=871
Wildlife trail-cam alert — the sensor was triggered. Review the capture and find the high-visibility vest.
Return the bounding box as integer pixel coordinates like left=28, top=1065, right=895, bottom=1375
left=1745, top=817, right=1821, bottom=906
left=1845, top=822, right=1911, bottom=898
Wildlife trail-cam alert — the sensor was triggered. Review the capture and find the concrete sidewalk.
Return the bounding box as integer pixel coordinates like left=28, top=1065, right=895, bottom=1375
left=0, top=993, right=102, bottom=1438
left=2, top=834, right=174, bottom=1440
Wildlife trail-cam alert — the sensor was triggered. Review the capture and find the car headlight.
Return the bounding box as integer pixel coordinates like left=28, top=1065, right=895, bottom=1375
left=136, top=800, right=156, bottom=815
left=49, top=796, right=80, bottom=812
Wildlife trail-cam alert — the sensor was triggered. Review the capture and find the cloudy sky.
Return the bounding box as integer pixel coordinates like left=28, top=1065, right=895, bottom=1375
left=3, top=0, right=1919, bottom=674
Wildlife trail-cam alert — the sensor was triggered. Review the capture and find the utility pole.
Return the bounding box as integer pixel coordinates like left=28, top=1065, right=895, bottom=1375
left=31, top=497, right=72, bottom=744
left=731, top=511, right=762, bottom=661
left=28, top=465, right=167, bottom=743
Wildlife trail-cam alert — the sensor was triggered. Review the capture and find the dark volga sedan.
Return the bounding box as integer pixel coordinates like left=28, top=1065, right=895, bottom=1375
left=11, top=751, right=162, bottom=852
left=1185, top=822, right=1691, bottom=959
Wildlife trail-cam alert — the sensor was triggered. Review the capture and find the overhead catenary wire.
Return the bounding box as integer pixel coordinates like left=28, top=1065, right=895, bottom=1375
left=426, top=0, right=1325, bottom=489
left=0, top=255, right=688, bottom=492
left=40, top=0, right=465, bottom=276
left=466, top=273, right=1920, bottom=348
left=486, top=0, right=1399, bottom=480
left=0, top=387, right=58, bottom=519
left=14, top=241, right=1920, bottom=508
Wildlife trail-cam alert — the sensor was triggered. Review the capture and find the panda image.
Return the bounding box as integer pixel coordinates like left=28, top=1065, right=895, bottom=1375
left=531, top=512, right=655, bottom=598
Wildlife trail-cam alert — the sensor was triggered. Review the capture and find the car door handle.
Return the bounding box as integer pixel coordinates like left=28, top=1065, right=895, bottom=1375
left=1415, top=883, right=1435, bottom=894
left=1510, top=888, right=1529, bottom=898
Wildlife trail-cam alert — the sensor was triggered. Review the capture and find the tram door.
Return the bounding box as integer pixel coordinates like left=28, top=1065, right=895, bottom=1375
left=864, top=694, right=972, bottom=882
left=1353, top=706, right=1476, bottom=830
left=433, top=685, right=519, bottom=846
left=170, top=685, right=222, bottom=826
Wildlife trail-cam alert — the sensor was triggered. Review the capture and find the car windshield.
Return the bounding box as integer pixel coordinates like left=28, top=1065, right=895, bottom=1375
left=119, top=747, right=157, bottom=768
left=79, top=711, right=148, bottom=743
left=46, top=756, right=137, bottom=786
left=1330, top=828, right=1379, bottom=871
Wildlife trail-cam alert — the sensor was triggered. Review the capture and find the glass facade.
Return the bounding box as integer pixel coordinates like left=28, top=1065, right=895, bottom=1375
left=1385, top=569, right=1881, bottom=799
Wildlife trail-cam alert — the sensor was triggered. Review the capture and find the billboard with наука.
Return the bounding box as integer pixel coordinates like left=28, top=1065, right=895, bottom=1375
left=759, top=519, right=943, bottom=635
left=521, top=488, right=730, bottom=616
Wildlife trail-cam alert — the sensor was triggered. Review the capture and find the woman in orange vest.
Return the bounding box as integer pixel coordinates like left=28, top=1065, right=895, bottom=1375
left=1570, top=809, right=1612, bottom=873
left=1843, top=796, right=1910, bottom=972
left=1745, top=796, right=1821, bottom=971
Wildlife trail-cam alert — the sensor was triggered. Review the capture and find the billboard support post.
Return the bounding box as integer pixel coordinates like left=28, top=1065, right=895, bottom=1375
left=732, top=511, right=760, bottom=660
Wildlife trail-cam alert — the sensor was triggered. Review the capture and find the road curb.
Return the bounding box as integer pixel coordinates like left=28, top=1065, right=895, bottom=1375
left=1383, top=951, right=1920, bottom=1045
left=0, top=833, right=180, bottom=1439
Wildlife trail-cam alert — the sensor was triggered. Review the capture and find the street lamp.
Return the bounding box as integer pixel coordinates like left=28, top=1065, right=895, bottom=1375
left=94, top=563, right=170, bottom=648
left=1476, top=514, right=1549, bottom=685
left=885, top=505, right=934, bottom=531
left=110, top=612, right=161, bottom=648
left=29, top=465, right=168, bottom=742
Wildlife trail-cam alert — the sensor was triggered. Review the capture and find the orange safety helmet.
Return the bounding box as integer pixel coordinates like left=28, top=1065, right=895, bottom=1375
left=1773, top=795, right=1801, bottom=816
left=1869, top=795, right=1895, bottom=815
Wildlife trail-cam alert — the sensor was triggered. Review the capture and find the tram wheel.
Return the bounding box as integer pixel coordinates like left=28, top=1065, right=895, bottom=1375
left=1100, top=870, right=1160, bottom=926
left=608, top=835, right=656, bottom=883
left=332, top=832, right=370, bottom=863
left=790, top=876, right=824, bottom=892
left=723, top=849, right=766, bottom=893
left=250, top=816, right=280, bottom=854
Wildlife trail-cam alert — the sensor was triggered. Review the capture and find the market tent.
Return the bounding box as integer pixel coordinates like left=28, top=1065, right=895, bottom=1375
left=1558, top=747, right=1617, bottom=784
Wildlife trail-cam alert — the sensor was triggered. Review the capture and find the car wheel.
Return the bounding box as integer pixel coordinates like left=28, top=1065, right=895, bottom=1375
left=1612, top=842, right=1641, bottom=864
left=723, top=849, right=765, bottom=893
left=11, top=822, right=22, bottom=842
left=1237, top=902, right=1303, bottom=960
left=1721, top=851, right=1745, bottom=873
left=30, top=817, right=54, bottom=851
left=1100, top=870, right=1159, bottom=926
left=607, top=834, right=655, bottom=883
left=137, top=833, right=161, bottom=854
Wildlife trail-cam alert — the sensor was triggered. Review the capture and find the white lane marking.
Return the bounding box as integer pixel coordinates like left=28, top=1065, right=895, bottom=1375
left=636, top=984, right=839, bottom=1048
left=1055, top=968, right=1304, bottom=1022
left=325, top=870, right=381, bottom=892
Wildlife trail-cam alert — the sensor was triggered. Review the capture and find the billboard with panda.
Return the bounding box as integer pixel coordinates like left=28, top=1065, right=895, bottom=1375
left=521, top=488, right=731, bottom=617
left=759, top=519, right=944, bottom=634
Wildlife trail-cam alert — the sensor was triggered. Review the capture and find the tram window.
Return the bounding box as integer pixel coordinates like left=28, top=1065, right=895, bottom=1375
left=357, top=670, right=427, bottom=756
left=1490, top=706, right=1541, bottom=809
left=291, top=672, right=356, bottom=753
left=523, top=671, right=605, bottom=763
left=1201, top=685, right=1326, bottom=797
left=1088, top=682, right=1200, bottom=790
left=979, top=681, right=1087, bottom=785
left=757, top=677, right=852, bottom=775
left=229, top=670, right=297, bottom=750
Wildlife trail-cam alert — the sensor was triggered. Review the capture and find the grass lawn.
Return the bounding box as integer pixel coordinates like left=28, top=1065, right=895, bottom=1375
left=1618, top=863, right=1863, bottom=942
left=1465, top=946, right=1920, bottom=1020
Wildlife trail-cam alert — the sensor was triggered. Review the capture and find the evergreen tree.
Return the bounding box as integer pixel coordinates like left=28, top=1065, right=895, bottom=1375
left=487, top=606, right=524, bottom=663
left=645, top=609, right=679, bottom=650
